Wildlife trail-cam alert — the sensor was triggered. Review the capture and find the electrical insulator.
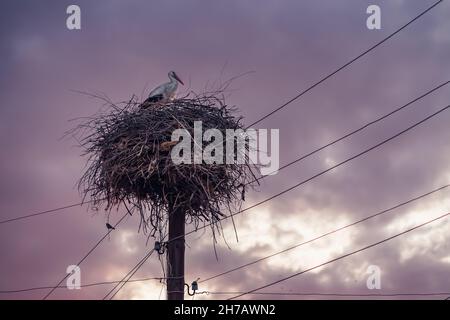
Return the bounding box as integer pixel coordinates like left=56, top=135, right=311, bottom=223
left=154, top=241, right=161, bottom=252
left=191, top=281, right=198, bottom=291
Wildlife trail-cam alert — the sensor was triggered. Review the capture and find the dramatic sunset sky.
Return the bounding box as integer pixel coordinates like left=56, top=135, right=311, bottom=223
left=1, top=0, right=449, bottom=299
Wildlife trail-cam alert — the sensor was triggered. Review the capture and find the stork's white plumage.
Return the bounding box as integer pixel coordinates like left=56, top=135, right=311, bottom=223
left=142, top=71, right=184, bottom=107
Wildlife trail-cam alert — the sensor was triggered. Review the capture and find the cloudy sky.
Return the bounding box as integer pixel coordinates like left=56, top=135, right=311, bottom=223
left=1, top=0, right=449, bottom=300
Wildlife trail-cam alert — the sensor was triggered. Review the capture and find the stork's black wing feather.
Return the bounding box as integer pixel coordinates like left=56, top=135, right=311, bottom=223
left=140, top=94, right=164, bottom=109
left=145, top=94, right=164, bottom=103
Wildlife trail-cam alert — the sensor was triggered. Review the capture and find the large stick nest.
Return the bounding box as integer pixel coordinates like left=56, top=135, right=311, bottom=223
left=73, top=94, right=259, bottom=239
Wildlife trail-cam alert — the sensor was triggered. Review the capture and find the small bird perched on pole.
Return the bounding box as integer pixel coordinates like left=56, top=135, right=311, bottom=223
left=141, top=71, right=184, bottom=108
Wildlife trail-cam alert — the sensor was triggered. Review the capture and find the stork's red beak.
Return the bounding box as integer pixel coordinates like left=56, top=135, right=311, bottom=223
left=174, top=73, right=184, bottom=85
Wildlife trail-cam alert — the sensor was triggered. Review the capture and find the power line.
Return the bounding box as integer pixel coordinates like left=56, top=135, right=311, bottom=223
left=102, top=249, right=155, bottom=300
left=0, top=200, right=95, bottom=225
left=3, top=277, right=448, bottom=298
left=205, top=291, right=450, bottom=298
left=42, top=212, right=128, bottom=300
left=246, top=0, right=443, bottom=128
left=105, top=250, right=155, bottom=300
left=228, top=212, right=450, bottom=300
left=0, top=277, right=164, bottom=294
left=247, top=80, right=450, bottom=183
left=199, top=184, right=450, bottom=283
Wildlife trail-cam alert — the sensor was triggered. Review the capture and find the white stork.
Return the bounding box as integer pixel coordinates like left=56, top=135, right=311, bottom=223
left=142, top=71, right=184, bottom=107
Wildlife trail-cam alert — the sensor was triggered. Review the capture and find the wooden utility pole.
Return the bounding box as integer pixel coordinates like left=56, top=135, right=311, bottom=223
left=166, top=201, right=185, bottom=300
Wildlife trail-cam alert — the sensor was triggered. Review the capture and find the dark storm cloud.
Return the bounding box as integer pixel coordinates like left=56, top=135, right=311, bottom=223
left=0, top=0, right=449, bottom=299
